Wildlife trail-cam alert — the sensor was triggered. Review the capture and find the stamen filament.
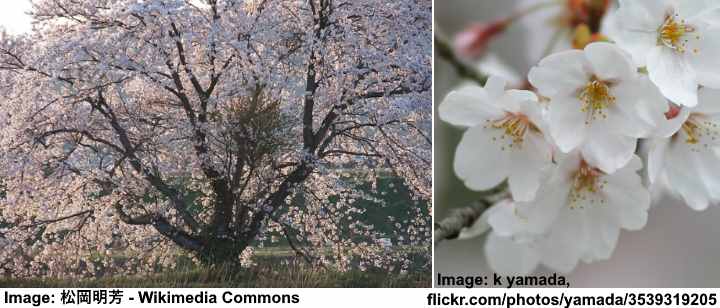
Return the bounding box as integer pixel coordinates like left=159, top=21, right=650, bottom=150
left=488, top=113, right=540, bottom=149
left=659, top=14, right=697, bottom=53
left=568, top=160, right=607, bottom=209
left=578, top=79, right=615, bottom=124
left=678, top=114, right=720, bottom=150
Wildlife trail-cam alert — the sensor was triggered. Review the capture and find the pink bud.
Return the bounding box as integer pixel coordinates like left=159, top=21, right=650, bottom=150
left=453, top=20, right=508, bottom=60
left=665, top=104, right=681, bottom=119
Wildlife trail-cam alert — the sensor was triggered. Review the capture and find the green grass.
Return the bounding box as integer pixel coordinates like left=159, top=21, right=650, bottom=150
left=0, top=255, right=430, bottom=288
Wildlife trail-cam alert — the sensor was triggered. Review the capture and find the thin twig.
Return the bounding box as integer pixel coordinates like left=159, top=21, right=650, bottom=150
left=434, top=201, right=489, bottom=244
left=434, top=182, right=509, bottom=244
left=20, top=210, right=93, bottom=229
left=434, top=35, right=488, bottom=85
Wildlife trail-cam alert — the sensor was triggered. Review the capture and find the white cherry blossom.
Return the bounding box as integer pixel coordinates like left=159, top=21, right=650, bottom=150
left=0, top=0, right=432, bottom=277
left=485, top=151, right=650, bottom=274
left=646, top=87, right=720, bottom=211
left=529, top=42, right=667, bottom=173
left=608, top=0, right=720, bottom=106
left=439, top=76, right=553, bottom=202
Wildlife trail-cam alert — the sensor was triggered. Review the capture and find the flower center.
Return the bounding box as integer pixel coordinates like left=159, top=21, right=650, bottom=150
left=568, top=160, right=606, bottom=208
left=488, top=112, right=539, bottom=150
left=677, top=114, right=720, bottom=150
left=578, top=79, right=615, bottom=124
left=658, top=14, right=698, bottom=53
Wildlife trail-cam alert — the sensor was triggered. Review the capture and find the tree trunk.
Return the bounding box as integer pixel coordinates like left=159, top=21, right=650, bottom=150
left=196, top=237, right=251, bottom=266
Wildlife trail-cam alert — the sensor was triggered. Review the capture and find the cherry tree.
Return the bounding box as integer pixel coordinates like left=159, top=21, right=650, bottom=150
left=0, top=0, right=431, bottom=277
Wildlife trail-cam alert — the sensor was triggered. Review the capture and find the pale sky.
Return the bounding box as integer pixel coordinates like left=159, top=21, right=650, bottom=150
left=0, top=0, right=32, bottom=34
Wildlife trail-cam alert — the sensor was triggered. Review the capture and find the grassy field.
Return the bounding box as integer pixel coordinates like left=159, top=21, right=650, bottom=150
left=0, top=251, right=431, bottom=288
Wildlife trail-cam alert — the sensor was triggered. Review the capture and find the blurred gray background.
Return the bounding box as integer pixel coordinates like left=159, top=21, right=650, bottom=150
left=434, top=0, right=720, bottom=287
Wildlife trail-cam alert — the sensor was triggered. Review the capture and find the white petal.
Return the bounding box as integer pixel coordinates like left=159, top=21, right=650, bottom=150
left=604, top=172, right=651, bottom=230
left=454, top=126, right=509, bottom=191
left=484, top=75, right=507, bottom=100
left=687, top=20, right=720, bottom=88
left=508, top=172, right=541, bottom=203
left=696, top=87, right=720, bottom=114
left=611, top=0, right=670, bottom=67
left=581, top=133, right=636, bottom=174
left=515, top=98, right=549, bottom=137
left=654, top=105, right=691, bottom=137
left=596, top=101, right=652, bottom=139
left=665, top=144, right=712, bottom=210
left=647, top=138, right=670, bottom=183
left=485, top=233, right=540, bottom=275
left=508, top=133, right=552, bottom=202
left=537, top=210, right=584, bottom=273
left=506, top=89, right=538, bottom=103
left=691, top=148, right=720, bottom=201
left=582, top=208, right=621, bottom=260
left=439, top=86, right=504, bottom=127
left=611, top=76, right=669, bottom=135
left=497, top=89, right=536, bottom=112
left=618, top=0, right=671, bottom=28
left=680, top=1, right=720, bottom=21
left=486, top=200, right=524, bottom=237
left=528, top=50, right=589, bottom=98
left=609, top=29, right=657, bottom=68
left=554, top=150, right=584, bottom=175
left=548, top=96, right=587, bottom=152
left=647, top=46, right=698, bottom=106
left=650, top=173, right=673, bottom=204
left=584, top=42, right=636, bottom=81
left=514, top=178, right=568, bottom=235
left=625, top=153, right=645, bottom=172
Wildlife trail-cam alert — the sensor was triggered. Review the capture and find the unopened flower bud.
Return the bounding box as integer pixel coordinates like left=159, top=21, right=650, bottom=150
left=571, top=23, right=608, bottom=49
left=665, top=103, right=681, bottom=120
left=565, top=0, right=610, bottom=31
left=453, top=19, right=509, bottom=60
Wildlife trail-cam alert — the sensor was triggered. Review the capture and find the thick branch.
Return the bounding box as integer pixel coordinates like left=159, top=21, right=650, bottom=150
left=113, top=204, right=152, bottom=225
left=244, top=163, right=311, bottom=240
left=87, top=92, right=201, bottom=232
left=114, top=203, right=202, bottom=252
left=277, top=220, right=323, bottom=268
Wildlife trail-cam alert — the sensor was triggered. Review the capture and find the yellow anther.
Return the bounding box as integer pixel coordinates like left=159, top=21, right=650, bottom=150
left=573, top=160, right=602, bottom=193
left=489, top=113, right=539, bottom=149
left=682, top=120, right=700, bottom=144
left=677, top=114, right=720, bottom=150
left=578, top=79, right=615, bottom=123
left=659, top=14, right=697, bottom=53
left=568, top=160, right=607, bottom=209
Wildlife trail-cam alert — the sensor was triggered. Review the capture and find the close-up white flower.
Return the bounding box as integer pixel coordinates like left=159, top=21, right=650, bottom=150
left=646, top=87, right=720, bottom=211
left=485, top=152, right=650, bottom=274
left=528, top=42, right=667, bottom=173
left=608, top=0, right=720, bottom=107
left=439, top=76, right=553, bottom=202
left=436, top=0, right=720, bottom=287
